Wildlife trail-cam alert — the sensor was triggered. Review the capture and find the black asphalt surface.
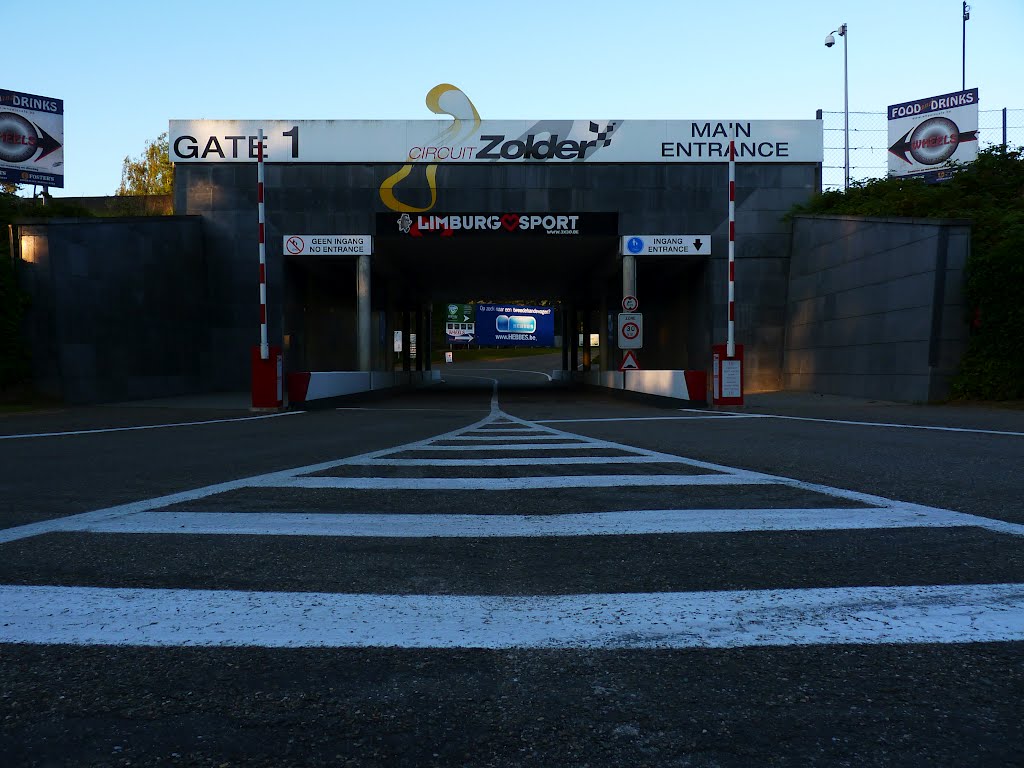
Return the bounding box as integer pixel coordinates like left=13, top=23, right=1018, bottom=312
left=2, top=354, right=1024, bottom=767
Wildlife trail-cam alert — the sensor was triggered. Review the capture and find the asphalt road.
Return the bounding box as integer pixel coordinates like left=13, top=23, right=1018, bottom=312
left=2, top=354, right=1023, bottom=767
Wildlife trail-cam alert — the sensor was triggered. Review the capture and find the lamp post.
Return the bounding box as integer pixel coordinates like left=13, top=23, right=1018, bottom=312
left=825, top=23, right=849, bottom=190
left=962, top=3, right=970, bottom=90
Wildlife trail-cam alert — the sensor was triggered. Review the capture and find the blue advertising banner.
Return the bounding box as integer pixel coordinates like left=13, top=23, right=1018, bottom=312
left=474, top=304, right=554, bottom=347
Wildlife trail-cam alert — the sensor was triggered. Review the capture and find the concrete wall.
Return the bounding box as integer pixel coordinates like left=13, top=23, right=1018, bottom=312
left=16, top=217, right=206, bottom=403
left=785, top=215, right=970, bottom=402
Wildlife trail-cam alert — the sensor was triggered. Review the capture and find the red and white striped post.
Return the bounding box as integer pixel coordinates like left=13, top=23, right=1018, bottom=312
left=257, top=128, right=269, bottom=361
left=727, top=138, right=736, bottom=358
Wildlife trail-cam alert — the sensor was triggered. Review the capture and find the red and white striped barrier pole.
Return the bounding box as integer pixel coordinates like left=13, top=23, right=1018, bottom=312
left=257, top=128, right=268, bottom=361
left=727, top=138, right=736, bottom=358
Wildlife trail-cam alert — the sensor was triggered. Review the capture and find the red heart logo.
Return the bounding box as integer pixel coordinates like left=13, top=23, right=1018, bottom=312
left=500, top=213, right=520, bottom=232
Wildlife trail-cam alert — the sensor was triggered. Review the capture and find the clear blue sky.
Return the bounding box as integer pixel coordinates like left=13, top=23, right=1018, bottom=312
left=9, top=0, right=1022, bottom=197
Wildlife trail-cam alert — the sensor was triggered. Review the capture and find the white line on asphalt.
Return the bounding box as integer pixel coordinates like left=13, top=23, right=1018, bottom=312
left=4, top=583, right=1023, bottom=649
left=73, top=506, right=984, bottom=538
left=446, top=369, right=554, bottom=381
left=0, top=411, right=305, bottom=441
left=336, top=408, right=490, bottom=412
left=348, top=455, right=699, bottom=466
left=674, top=408, right=1024, bottom=437
left=536, top=415, right=751, bottom=423
left=270, top=474, right=773, bottom=490
left=397, top=443, right=609, bottom=451
left=436, top=435, right=587, bottom=441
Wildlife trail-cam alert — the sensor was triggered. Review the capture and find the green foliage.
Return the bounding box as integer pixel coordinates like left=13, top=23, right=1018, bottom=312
left=0, top=191, right=92, bottom=392
left=791, top=147, right=1024, bottom=400
left=116, top=132, right=173, bottom=197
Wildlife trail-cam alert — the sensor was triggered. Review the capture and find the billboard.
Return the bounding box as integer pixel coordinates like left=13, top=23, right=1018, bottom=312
left=0, top=89, right=64, bottom=188
left=474, top=304, right=554, bottom=347
left=888, top=89, right=978, bottom=181
left=169, top=119, right=823, bottom=165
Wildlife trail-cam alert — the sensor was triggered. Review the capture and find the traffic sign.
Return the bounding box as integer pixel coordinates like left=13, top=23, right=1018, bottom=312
left=621, top=234, right=711, bottom=256
left=619, top=350, right=640, bottom=370
left=617, top=312, right=643, bottom=349
left=622, top=295, right=639, bottom=312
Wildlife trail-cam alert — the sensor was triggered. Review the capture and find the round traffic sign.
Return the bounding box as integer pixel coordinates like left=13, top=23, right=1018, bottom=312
left=622, top=295, right=638, bottom=312
left=622, top=321, right=640, bottom=340
left=285, top=236, right=305, bottom=255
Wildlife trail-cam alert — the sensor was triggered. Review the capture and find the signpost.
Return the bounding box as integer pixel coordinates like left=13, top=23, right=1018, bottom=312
left=617, top=313, right=643, bottom=349
left=282, top=235, right=372, bottom=256
left=621, top=235, right=712, bottom=256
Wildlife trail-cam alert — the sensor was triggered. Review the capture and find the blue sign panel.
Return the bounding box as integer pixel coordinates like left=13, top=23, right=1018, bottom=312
left=474, top=304, right=555, bottom=347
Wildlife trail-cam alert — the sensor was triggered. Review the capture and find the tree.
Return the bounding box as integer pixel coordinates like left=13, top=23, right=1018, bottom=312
left=116, top=132, right=173, bottom=197
left=1, top=182, right=22, bottom=195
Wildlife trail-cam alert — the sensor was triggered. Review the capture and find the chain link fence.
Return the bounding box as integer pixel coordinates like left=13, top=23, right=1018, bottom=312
left=820, top=108, right=1024, bottom=191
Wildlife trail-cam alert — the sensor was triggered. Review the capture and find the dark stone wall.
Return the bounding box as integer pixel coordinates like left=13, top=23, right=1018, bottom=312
left=17, top=217, right=205, bottom=403
left=175, top=162, right=819, bottom=389
left=785, top=215, right=971, bottom=402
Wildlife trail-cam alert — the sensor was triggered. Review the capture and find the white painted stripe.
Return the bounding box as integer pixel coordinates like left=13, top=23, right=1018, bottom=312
left=336, top=408, right=490, bottom=412
left=398, top=443, right=618, bottom=452
left=435, top=435, right=583, bottom=442
left=350, top=455, right=688, bottom=466
left=75, top=506, right=979, bottom=538
left=271, top=474, right=771, bottom=490
left=0, top=411, right=305, bottom=441
left=675, top=408, right=1024, bottom=437
left=536, top=415, right=752, bottom=424
left=4, top=583, right=1022, bottom=649
left=447, top=369, right=554, bottom=381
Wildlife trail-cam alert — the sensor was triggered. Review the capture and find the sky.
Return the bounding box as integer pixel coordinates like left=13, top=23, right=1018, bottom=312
left=7, top=0, right=1022, bottom=198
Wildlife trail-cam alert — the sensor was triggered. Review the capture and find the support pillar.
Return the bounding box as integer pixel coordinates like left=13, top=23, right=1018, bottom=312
left=424, top=304, right=433, bottom=371
left=599, top=296, right=608, bottom=372
left=414, top=308, right=423, bottom=372
left=561, top=304, right=570, bottom=372
left=568, top=305, right=579, bottom=373
left=581, top=308, right=592, bottom=372
left=401, top=310, right=411, bottom=372
left=622, top=254, right=637, bottom=299
left=356, top=254, right=371, bottom=372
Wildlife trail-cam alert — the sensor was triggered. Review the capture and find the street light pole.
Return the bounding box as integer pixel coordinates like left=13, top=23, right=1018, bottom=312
left=962, top=3, right=970, bottom=90
left=825, top=23, right=850, bottom=190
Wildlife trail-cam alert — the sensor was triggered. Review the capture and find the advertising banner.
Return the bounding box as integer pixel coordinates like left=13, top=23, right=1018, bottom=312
left=377, top=212, right=618, bottom=239
left=0, top=89, right=64, bottom=187
left=169, top=119, right=823, bottom=165
left=474, top=304, right=554, bottom=347
left=888, top=88, right=978, bottom=180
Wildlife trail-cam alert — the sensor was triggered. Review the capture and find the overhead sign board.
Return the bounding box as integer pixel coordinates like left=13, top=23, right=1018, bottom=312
left=169, top=119, right=823, bottom=165
left=0, top=89, right=64, bottom=188
left=378, top=212, right=618, bottom=238
left=617, top=313, right=643, bottom=349
left=622, top=235, right=711, bottom=256
left=888, top=88, right=978, bottom=181
left=283, top=235, right=372, bottom=256
left=475, top=304, right=554, bottom=347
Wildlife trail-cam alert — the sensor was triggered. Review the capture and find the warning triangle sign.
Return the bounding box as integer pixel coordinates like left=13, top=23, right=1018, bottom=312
left=619, top=350, right=640, bottom=371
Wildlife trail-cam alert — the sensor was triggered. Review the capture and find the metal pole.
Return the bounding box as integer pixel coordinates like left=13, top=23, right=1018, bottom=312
left=257, top=128, right=268, bottom=361
left=843, top=23, right=850, bottom=190
left=727, top=139, right=736, bottom=358
left=962, top=3, right=969, bottom=90
left=356, top=254, right=371, bottom=371
left=1003, top=107, right=1008, bottom=149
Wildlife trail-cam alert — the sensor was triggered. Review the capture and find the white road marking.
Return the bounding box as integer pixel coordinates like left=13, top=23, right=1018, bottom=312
left=74, top=506, right=985, bottom=538
left=398, top=443, right=621, bottom=451
left=337, top=407, right=489, bottom=412
left=447, top=369, right=554, bottom=381
left=674, top=408, right=1024, bottom=437
left=271, top=475, right=778, bottom=490
left=537, top=415, right=749, bottom=423
left=349, top=455, right=689, bottom=466
left=4, top=583, right=1023, bottom=649
left=0, top=411, right=305, bottom=441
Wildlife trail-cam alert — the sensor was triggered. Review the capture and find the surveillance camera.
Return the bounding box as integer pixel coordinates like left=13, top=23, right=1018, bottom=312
left=824, top=33, right=835, bottom=47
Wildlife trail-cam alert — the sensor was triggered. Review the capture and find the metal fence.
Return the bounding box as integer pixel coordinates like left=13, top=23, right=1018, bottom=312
left=820, top=108, right=1024, bottom=191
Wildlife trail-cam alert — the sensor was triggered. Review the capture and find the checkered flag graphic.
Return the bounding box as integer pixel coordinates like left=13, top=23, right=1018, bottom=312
left=588, top=121, right=618, bottom=147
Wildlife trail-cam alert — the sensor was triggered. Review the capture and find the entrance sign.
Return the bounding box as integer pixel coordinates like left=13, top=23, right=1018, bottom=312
left=888, top=89, right=978, bottom=181
left=170, top=119, right=823, bottom=165
left=283, top=235, right=372, bottom=256
left=619, top=350, right=640, bottom=371
left=621, top=295, right=639, bottom=312
left=617, top=313, right=643, bottom=349
left=0, top=89, right=64, bottom=188
left=622, top=235, right=711, bottom=256
left=475, top=304, right=554, bottom=347
left=445, top=303, right=474, bottom=322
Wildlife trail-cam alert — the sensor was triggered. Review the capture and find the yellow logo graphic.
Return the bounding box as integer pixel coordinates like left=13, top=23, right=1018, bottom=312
left=379, top=83, right=481, bottom=213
